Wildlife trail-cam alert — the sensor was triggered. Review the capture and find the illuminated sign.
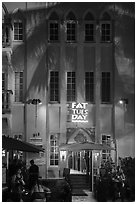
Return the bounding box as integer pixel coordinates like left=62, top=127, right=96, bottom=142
left=71, top=102, right=88, bottom=123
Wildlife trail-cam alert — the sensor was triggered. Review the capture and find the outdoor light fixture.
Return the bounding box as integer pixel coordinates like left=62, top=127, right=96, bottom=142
left=60, top=150, right=66, bottom=161
left=94, top=152, right=99, bottom=160
left=26, top=98, right=42, bottom=137
left=119, top=98, right=128, bottom=138
left=119, top=98, right=128, bottom=105
left=119, top=98, right=128, bottom=112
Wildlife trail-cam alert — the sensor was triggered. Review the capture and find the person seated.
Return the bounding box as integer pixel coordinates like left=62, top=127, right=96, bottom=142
left=10, top=168, right=25, bottom=201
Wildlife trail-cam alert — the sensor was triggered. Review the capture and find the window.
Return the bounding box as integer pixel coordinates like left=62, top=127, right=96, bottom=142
left=49, top=12, right=59, bottom=42
left=15, top=72, right=23, bottom=102
left=102, top=134, right=111, bottom=145
left=2, top=73, right=9, bottom=109
left=102, top=135, right=111, bottom=161
left=50, top=71, right=59, bottom=102
left=14, top=20, right=23, bottom=41
left=67, top=72, right=76, bottom=102
left=101, top=72, right=110, bottom=103
left=101, top=12, right=111, bottom=42
left=66, top=22, right=76, bottom=42
left=50, top=134, right=59, bottom=166
left=85, top=72, right=94, bottom=102
left=101, top=23, right=111, bottom=42
left=66, top=12, right=76, bottom=42
left=49, top=22, right=59, bottom=41
left=84, top=12, right=95, bottom=42
left=85, top=24, right=94, bottom=42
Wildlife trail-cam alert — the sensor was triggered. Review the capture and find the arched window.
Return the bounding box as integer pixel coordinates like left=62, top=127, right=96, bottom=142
left=48, top=11, right=59, bottom=42
left=13, top=20, right=23, bottom=41
left=84, top=12, right=95, bottom=42
left=100, top=12, right=112, bottom=43
left=66, top=11, right=76, bottom=42
left=11, top=9, right=25, bottom=42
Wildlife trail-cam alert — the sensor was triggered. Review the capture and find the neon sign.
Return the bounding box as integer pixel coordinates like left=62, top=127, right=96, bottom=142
left=71, top=102, right=88, bottom=123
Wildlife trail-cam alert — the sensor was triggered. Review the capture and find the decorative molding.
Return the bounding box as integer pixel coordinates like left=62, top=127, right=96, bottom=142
left=74, top=133, right=87, bottom=143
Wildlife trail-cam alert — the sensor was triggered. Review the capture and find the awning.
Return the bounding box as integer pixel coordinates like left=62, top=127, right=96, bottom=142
left=2, top=135, right=44, bottom=153
left=59, top=142, right=115, bottom=152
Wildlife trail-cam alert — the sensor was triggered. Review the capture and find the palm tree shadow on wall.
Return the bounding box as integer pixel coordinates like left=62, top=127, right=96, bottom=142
left=11, top=3, right=134, bottom=100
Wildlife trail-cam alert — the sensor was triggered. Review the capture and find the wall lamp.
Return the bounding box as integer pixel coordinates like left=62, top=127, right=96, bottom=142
left=60, top=151, right=66, bottom=161
left=26, top=99, right=42, bottom=137
left=119, top=98, right=128, bottom=105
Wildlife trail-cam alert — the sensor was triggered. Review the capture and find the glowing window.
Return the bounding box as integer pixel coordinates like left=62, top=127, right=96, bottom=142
left=102, top=135, right=111, bottom=162
left=50, top=134, right=59, bottom=166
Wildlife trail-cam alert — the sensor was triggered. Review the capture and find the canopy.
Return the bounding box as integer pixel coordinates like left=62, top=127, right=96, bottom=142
left=2, top=135, right=44, bottom=153
left=59, top=142, right=115, bottom=152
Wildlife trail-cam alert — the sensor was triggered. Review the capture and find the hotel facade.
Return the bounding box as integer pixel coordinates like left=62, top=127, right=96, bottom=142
left=2, top=2, right=134, bottom=184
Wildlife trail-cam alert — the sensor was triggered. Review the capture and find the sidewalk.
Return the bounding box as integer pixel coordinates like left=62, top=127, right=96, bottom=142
left=72, top=190, right=97, bottom=202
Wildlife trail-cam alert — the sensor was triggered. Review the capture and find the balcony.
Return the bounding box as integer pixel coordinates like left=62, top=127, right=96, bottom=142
left=2, top=90, right=13, bottom=114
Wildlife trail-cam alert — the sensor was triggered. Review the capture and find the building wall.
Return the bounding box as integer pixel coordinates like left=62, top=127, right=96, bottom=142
left=2, top=2, right=135, bottom=178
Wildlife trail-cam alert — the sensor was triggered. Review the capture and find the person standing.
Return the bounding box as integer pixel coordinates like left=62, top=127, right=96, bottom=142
left=28, top=160, right=39, bottom=190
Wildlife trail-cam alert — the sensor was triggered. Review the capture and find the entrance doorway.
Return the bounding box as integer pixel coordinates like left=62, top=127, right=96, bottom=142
left=68, top=150, right=93, bottom=191
left=68, top=151, right=92, bottom=175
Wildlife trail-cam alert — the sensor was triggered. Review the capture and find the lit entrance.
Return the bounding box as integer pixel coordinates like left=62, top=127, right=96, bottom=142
left=68, top=151, right=92, bottom=175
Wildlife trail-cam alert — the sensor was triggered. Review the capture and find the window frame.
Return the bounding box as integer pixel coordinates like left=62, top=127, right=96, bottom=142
left=14, top=71, right=24, bottom=103
left=67, top=71, right=76, bottom=102
left=48, top=20, right=60, bottom=42
left=66, top=20, right=77, bottom=43
left=13, top=20, right=23, bottom=41
left=100, top=21, right=112, bottom=43
left=50, top=134, right=59, bottom=166
left=49, top=71, right=59, bottom=103
left=84, top=21, right=95, bottom=43
left=101, top=134, right=111, bottom=162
